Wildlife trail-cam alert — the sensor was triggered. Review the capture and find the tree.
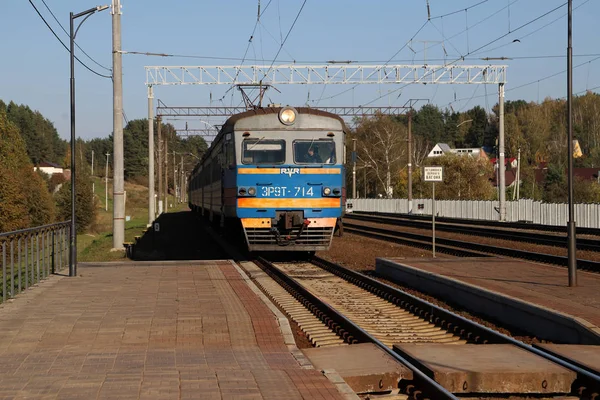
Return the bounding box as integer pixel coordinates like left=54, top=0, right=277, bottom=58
left=123, top=119, right=150, bottom=180
left=5, top=101, right=66, bottom=165
left=418, top=154, right=495, bottom=200
left=0, top=111, right=30, bottom=231
left=0, top=109, right=56, bottom=231
left=55, top=143, right=96, bottom=231
left=354, top=114, right=407, bottom=198
left=411, top=104, right=447, bottom=146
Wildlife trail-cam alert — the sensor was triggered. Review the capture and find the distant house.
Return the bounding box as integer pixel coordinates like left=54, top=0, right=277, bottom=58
left=427, top=143, right=488, bottom=159
left=489, top=157, right=518, bottom=169
left=427, top=143, right=452, bottom=157
left=35, top=161, right=64, bottom=176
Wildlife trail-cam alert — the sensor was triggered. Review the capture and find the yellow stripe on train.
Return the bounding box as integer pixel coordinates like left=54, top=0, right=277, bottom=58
left=237, top=198, right=341, bottom=208
left=238, top=168, right=341, bottom=175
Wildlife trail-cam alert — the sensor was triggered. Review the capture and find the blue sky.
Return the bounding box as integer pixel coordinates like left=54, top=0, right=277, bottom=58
left=1, top=0, right=599, bottom=140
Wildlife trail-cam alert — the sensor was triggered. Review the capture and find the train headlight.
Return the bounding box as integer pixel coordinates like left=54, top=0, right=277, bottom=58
left=279, top=107, right=297, bottom=125
left=333, top=188, right=341, bottom=196
left=248, top=187, right=256, bottom=196
left=323, top=187, right=331, bottom=196
left=238, top=187, right=247, bottom=196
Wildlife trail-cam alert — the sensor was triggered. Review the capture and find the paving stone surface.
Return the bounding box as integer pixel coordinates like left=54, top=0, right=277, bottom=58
left=0, top=261, right=344, bottom=399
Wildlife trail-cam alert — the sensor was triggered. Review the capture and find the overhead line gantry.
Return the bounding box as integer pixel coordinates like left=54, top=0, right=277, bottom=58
left=145, top=63, right=509, bottom=221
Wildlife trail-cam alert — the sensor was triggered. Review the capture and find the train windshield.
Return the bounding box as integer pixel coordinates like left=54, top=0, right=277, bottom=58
left=294, top=139, right=336, bottom=164
left=242, top=138, right=286, bottom=164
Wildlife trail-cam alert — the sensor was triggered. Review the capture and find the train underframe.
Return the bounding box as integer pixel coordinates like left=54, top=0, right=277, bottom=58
left=191, top=204, right=342, bottom=252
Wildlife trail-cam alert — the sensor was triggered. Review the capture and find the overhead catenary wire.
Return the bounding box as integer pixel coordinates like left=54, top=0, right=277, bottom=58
left=39, top=0, right=112, bottom=72
left=28, top=0, right=112, bottom=79
left=470, top=0, right=590, bottom=56
left=446, top=55, right=600, bottom=109
left=419, top=0, right=520, bottom=59
left=361, top=1, right=570, bottom=107
left=260, top=0, right=307, bottom=82
left=429, top=0, right=490, bottom=20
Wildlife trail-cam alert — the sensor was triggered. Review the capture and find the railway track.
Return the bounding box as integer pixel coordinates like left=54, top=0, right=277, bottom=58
left=349, top=211, right=600, bottom=236
left=346, top=213, right=600, bottom=252
left=344, top=221, right=600, bottom=273
left=250, top=255, right=600, bottom=399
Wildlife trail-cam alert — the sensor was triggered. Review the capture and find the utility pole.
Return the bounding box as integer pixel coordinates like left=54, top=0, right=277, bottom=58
left=407, top=110, right=413, bottom=213
left=567, top=0, right=578, bottom=286
left=112, top=0, right=125, bottom=249
left=352, top=139, right=357, bottom=198
left=180, top=155, right=184, bottom=203
left=164, top=131, right=168, bottom=210
left=105, top=153, right=110, bottom=211
left=515, top=148, right=521, bottom=201
left=498, top=83, right=506, bottom=221
left=157, top=116, right=163, bottom=214
left=173, top=150, right=177, bottom=203
left=148, top=85, right=155, bottom=225
left=91, top=150, right=94, bottom=195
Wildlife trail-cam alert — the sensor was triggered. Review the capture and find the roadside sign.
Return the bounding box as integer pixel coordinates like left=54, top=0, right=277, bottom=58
left=423, top=166, right=444, bottom=182
left=422, top=166, right=443, bottom=258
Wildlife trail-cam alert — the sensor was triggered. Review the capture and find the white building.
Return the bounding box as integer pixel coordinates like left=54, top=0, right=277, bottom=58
left=427, top=143, right=452, bottom=157
left=35, top=161, right=64, bottom=176
left=427, top=143, right=487, bottom=159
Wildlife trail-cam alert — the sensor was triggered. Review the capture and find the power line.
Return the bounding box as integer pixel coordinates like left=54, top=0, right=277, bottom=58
left=121, top=49, right=600, bottom=63
left=38, top=0, right=112, bottom=72
left=430, top=0, right=490, bottom=19
left=470, top=0, right=589, bottom=56
left=28, top=0, right=112, bottom=79
left=260, top=0, right=307, bottom=81
left=446, top=55, right=600, bottom=108
left=361, top=1, right=569, bottom=107
left=312, top=20, right=429, bottom=105
left=421, top=0, right=520, bottom=58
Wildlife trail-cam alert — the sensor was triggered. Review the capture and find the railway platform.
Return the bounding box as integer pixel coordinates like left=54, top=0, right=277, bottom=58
left=0, top=260, right=352, bottom=399
left=376, top=257, right=600, bottom=344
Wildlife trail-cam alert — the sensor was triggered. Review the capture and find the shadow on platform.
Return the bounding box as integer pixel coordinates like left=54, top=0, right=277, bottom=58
left=131, top=211, right=229, bottom=261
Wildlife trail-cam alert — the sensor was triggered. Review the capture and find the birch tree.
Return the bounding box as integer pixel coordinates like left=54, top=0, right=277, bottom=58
left=354, top=114, right=407, bottom=198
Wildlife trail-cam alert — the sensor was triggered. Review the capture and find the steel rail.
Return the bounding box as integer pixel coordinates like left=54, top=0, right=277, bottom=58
left=351, top=211, right=600, bottom=236
left=310, top=256, right=600, bottom=392
left=343, top=224, right=489, bottom=257
left=346, top=213, right=600, bottom=252
left=344, top=222, right=600, bottom=273
left=254, top=256, right=459, bottom=400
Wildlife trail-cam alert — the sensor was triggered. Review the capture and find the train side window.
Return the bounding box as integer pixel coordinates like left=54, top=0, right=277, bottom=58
left=242, top=139, right=285, bottom=164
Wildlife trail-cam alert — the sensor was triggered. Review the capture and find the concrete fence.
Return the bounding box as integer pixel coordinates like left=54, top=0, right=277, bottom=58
left=346, top=198, right=600, bottom=229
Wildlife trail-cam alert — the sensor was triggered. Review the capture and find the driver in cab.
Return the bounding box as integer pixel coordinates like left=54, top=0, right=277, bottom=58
left=304, top=147, right=322, bottom=163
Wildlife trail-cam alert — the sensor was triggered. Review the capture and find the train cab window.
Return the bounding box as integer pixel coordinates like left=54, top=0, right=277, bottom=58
left=294, top=139, right=336, bottom=164
left=242, top=139, right=286, bottom=164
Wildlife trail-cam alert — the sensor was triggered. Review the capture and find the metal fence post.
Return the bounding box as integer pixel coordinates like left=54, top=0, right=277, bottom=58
left=2, top=242, right=6, bottom=303
left=30, top=235, right=34, bottom=287
left=52, top=230, right=55, bottom=274
left=42, top=231, right=46, bottom=279
left=36, top=233, right=40, bottom=285
left=10, top=240, right=14, bottom=298
left=25, top=235, right=29, bottom=290
left=18, top=238, right=22, bottom=295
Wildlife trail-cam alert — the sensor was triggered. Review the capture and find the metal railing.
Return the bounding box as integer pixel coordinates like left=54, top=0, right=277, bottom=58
left=0, top=222, right=70, bottom=303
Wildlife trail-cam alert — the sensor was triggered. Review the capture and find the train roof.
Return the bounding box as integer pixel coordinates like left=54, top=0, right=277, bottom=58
left=221, top=107, right=348, bottom=132
left=191, top=107, right=348, bottom=174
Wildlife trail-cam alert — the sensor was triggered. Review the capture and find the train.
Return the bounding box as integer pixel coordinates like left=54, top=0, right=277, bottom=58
left=188, top=106, right=347, bottom=252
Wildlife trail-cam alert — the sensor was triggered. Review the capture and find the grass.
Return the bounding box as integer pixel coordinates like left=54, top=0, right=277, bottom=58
left=77, top=177, right=188, bottom=262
